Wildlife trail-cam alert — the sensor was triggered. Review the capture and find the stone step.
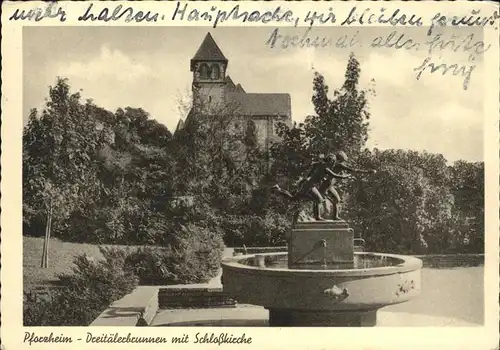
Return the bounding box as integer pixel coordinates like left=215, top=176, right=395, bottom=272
left=90, top=286, right=159, bottom=326
left=158, top=287, right=237, bottom=309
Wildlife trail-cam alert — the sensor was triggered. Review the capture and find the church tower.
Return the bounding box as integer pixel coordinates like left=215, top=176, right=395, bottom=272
left=178, top=32, right=292, bottom=155
left=190, top=32, right=228, bottom=112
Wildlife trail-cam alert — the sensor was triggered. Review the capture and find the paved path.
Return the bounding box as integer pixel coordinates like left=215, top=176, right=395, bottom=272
left=206, top=248, right=234, bottom=287
left=152, top=305, right=479, bottom=327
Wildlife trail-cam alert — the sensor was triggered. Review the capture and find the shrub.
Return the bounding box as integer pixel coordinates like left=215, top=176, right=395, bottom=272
left=220, top=212, right=290, bottom=247
left=164, top=224, right=224, bottom=283
left=126, top=224, right=224, bottom=285
left=24, top=247, right=138, bottom=326
left=217, top=214, right=248, bottom=247
left=125, top=246, right=175, bottom=285
left=23, top=290, right=56, bottom=326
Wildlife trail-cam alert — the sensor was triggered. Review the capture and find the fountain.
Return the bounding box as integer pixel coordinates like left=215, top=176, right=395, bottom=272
left=221, top=154, right=423, bottom=327
left=222, top=220, right=422, bottom=327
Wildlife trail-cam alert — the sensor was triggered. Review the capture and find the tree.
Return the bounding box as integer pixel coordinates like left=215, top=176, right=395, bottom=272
left=115, top=107, right=172, bottom=148
left=449, top=160, right=484, bottom=252
left=270, top=54, right=373, bottom=187
left=267, top=54, right=374, bottom=224
left=172, top=95, right=250, bottom=200
left=80, top=105, right=178, bottom=244
left=269, top=122, right=311, bottom=186
left=232, top=120, right=267, bottom=196
left=343, top=150, right=434, bottom=253
left=23, top=78, right=104, bottom=267
left=341, top=149, right=475, bottom=254
left=305, top=53, right=371, bottom=158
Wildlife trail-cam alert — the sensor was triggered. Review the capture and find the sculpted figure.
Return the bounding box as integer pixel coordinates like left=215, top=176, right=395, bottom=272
left=271, top=154, right=347, bottom=221
left=317, top=151, right=377, bottom=220
left=272, top=151, right=377, bottom=221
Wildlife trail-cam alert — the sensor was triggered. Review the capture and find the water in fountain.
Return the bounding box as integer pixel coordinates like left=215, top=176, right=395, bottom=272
left=239, top=253, right=403, bottom=271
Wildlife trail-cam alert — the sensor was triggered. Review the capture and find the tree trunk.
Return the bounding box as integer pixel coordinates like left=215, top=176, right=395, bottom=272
left=40, top=205, right=53, bottom=268
left=40, top=211, right=49, bottom=268
left=46, top=207, right=53, bottom=267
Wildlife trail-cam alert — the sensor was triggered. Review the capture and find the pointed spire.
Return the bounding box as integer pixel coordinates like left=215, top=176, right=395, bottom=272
left=192, top=32, right=227, bottom=61
left=190, top=33, right=228, bottom=71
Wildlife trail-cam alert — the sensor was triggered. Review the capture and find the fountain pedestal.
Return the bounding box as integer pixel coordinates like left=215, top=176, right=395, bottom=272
left=268, top=308, right=377, bottom=327
left=288, top=220, right=354, bottom=268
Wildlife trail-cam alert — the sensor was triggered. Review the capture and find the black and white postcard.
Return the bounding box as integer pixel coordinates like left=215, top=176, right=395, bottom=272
left=2, top=1, right=499, bottom=349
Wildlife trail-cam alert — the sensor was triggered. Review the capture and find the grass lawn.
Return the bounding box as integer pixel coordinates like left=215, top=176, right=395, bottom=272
left=24, top=236, right=231, bottom=291
left=23, top=236, right=136, bottom=290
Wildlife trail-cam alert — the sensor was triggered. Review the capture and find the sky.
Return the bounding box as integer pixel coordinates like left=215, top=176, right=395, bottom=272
left=23, top=26, right=485, bottom=162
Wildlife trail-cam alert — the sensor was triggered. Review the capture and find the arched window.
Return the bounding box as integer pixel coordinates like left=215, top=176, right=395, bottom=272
left=199, top=64, right=209, bottom=79
left=210, top=64, right=220, bottom=80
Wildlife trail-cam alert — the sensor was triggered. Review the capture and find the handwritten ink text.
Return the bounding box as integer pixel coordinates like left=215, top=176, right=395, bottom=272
left=414, top=57, right=475, bottom=90
left=424, top=33, right=490, bottom=61
left=78, top=4, right=160, bottom=22
left=428, top=9, right=500, bottom=35
left=341, top=7, right=423, bottom=27
left=371, top=31, right=420, bottom=51
left=266, top=28, right=360, bottom=50
left=303, top=8, right=337, bottom=26
left=9, top=2, right=66, bottom=22
left=171, top=2, right=295, bottom=28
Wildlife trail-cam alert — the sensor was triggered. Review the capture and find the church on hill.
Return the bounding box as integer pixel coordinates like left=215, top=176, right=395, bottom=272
left=175, top=32, right=292, bottom=153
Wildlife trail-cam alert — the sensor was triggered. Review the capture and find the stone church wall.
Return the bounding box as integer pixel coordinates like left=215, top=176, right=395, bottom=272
left=252, top=119, right=269, bottom=150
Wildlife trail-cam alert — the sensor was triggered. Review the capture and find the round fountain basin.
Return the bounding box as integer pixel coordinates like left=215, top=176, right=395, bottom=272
left=221, top=252, right=422, bottom=313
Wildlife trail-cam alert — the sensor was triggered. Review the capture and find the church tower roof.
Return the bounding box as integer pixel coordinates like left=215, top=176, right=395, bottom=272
left=235, top=83, right=245, bottom=93
left=190, top=33, right=227, bottom=71
left=224, top=76, right=236, bottom=91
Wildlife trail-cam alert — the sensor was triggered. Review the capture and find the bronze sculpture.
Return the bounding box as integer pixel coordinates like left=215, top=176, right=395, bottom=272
left=318, top=151, right=376, bottom=220
left=271, top=153, right=346, bottom=220
left=272, top=151, right=376, bottom=221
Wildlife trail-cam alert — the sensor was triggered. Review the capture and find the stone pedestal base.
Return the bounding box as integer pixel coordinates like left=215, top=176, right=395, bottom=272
left=267, top=308, right=377, bottom=327
left=288, top=220, right=354, bottom=268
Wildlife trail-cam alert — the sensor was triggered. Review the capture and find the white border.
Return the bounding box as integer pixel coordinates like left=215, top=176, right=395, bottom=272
left=2, top=1, right=499, bottom=349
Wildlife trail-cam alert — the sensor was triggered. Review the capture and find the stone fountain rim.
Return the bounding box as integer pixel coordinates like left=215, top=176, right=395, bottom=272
left=222, top=251, right=422, bottom=277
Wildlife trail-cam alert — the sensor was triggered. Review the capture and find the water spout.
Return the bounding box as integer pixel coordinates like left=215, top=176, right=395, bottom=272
left=292, top=239, right=329, bottom=266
